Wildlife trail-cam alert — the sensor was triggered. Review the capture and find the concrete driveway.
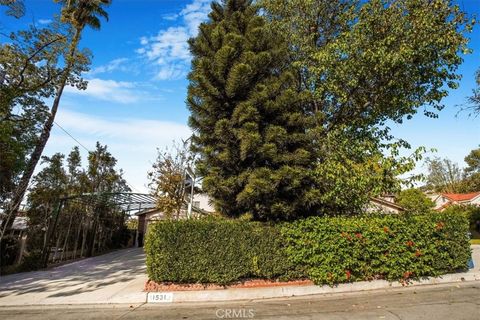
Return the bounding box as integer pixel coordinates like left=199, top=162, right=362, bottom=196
left=0, top=248, right=147, bottom=306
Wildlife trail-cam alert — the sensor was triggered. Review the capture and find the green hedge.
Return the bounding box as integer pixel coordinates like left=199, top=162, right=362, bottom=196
left=145, top=211, right=471, bottom=285
left=145, top=218, right=301, bottom=285
left=283, top=212, right=470, bottom=285
left=442, top=205, right=480, bottom=238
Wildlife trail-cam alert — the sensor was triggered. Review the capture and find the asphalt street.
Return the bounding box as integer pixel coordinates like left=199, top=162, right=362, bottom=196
left=0, top=281, right=478, bottom=320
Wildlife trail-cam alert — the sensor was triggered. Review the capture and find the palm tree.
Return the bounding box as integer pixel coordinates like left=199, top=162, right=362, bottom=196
left=0, top=0, right=25, bottom=18
left=1, top=0, right=111, bottom=241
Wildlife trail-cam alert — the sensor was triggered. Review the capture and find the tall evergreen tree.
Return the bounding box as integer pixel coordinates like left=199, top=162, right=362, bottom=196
left=187, top=0, right=314, bottom=221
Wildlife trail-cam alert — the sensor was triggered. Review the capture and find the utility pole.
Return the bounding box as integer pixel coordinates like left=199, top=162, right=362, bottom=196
left=186, top=166, right=195, bottom=219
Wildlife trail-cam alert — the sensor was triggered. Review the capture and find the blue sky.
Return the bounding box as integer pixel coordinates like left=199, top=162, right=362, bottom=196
left=1, top=0, right=479, bottom=192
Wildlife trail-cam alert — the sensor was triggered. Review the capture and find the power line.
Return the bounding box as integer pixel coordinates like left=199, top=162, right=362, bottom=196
left=53, top=121, right=90, bottom=153
left=53, top=120, right=142, bottom=193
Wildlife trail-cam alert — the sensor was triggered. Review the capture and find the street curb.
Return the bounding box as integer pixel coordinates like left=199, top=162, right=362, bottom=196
left=146, top=271, right=480, bottom=303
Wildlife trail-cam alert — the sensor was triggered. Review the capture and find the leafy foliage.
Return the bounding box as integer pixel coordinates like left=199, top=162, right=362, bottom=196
left=283, top=212, right=470, bottom=285
left=443, top=205, right=480, bottom=237
left=465, top=69, right=480, bottom=117
left=264, top=0, right=472, bottom=215
left=424, top=148, right=480, bottom=193
left=1, top=0, right=110, bottom=242
left=310, top=128, right=424, bottom=215
left=397, top=189, right=435, bottom=214
left=424, top=157, right=464, bottom=193
left=188, top=0, right=472, bottom=220
left=262, top=0, right=472, bottom=125
left=148, top=141, right=193, bottom=220
left=465, top=147, right=480, bottom=174
left=145, top=211, right=470, bottom=285
left=0, top=27, right=68, bottom=205
left=26, top=143, right=131, bottom=260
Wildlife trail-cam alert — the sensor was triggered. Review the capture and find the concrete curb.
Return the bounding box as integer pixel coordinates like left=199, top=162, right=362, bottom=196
left=146, top=271, right=480, bottom=303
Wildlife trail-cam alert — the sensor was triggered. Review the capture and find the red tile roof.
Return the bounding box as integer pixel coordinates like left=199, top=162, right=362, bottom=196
left=442, top=192, right=480, bottom=202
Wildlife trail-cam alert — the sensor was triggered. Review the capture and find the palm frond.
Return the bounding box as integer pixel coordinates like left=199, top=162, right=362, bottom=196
left=85, top=16, right=101, bottom=30
left=1, top=0, right=25, bottom=18
left=58, top=0, right=110, bottom=30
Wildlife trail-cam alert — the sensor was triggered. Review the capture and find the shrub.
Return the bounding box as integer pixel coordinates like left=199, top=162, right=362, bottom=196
left=145, top=211, right=470, bottom=286
left=282, top=212, right=471, bottom=285
left=145, top=218, right=299, bottom=285
left=396, top=189, right=435, bottom=213
left=0, top=235, right=19, bottom=267
left=16, top=250, right=44, bottom=272
left=443, top=205, right=480, bottom=237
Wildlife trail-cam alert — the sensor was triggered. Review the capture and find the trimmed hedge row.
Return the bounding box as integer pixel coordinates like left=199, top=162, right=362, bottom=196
left=145, top=212, right=471, bottom=285
left=145, top=218, right=302, bottom=285
left=284, top=212, right=470, bottom=284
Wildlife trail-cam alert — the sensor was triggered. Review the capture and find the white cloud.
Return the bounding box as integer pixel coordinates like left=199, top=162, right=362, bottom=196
left=88, top=58, right=130, bottom=76
left=162, top=13, right=179, bottom=21
left=46, top=109, right=191, bottom=192
left=64, top=78, right=144, bottom=104
left=138, top=0, right=211, bottom=80
left=38, top=19, right=52, bottom=25
left=180, top=0, right=212, bottom=35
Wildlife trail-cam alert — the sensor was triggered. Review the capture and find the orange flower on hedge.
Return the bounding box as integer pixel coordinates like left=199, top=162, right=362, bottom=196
left=415, top=250, right=422, bottom=257
left=406, top=240, right=414, bottom=247
left=340, top=232, right=353, bottom=241
left=355, top=233, right=363, bottom=239
left=383, top=226, right=389, bottom=233
left=345, top=270, right=351, bottom=280
left=435, top=222, right=445, bottom=231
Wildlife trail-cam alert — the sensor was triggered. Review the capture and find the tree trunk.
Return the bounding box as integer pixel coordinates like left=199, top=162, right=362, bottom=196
left=73, top=213, right=83, bottom=259
left=60, top=213, right=73, bottom=261
left=0, top=28, right=82, bottom=242
left=80, top=222, right=87, bottom=258
left=87, top=217, right=98, bottom=257
left=53, top=235, right=61, bottom=263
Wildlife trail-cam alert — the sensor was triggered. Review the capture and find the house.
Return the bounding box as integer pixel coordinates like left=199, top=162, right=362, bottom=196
left=430, top=191, right=480, bottom=211
left=0, top=209, right=29, bottom=237
left=368, top=196, right=405, bottom=214
left=0, top=210, right=29, bottom=265
left=135, top=193, right=214, bottom=246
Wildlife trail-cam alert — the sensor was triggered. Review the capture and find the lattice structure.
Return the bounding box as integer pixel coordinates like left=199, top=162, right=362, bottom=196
left=41, top=192, right=156, bottom=267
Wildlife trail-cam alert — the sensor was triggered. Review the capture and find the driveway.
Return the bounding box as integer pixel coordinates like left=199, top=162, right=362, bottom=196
left=0, top=248, right=147, bottom=306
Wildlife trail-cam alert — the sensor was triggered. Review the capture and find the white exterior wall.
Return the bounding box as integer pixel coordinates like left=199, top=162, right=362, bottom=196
left=366, top=202, right=402, bottom=214
left=470, top=196, right=480, bottom=206
left=433, top=195, right=450, bottom=210
left=193, top=193, right=215, bottom=212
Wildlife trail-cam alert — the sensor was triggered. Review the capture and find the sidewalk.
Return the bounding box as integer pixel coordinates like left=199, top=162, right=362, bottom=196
left=0, top=246, right=479, bottom=306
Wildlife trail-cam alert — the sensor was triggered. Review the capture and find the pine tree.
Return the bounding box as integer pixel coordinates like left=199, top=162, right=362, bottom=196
left=187, top=0, right=314, bottom=221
